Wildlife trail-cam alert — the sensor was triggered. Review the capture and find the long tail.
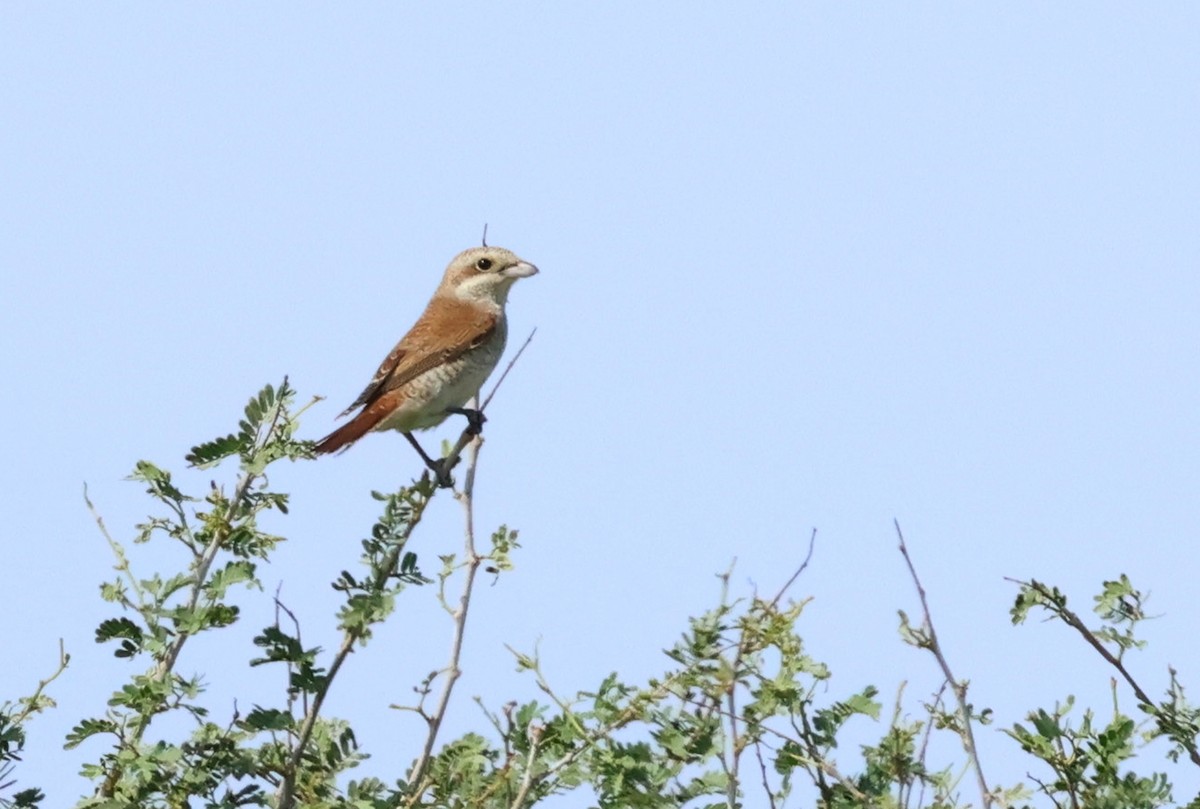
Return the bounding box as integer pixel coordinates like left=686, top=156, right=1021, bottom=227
left=315, top=406, right=386, bottom=454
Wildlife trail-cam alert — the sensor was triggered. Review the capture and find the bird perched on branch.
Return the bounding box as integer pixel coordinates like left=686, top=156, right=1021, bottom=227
left=315, top=245, right=538, bottom=482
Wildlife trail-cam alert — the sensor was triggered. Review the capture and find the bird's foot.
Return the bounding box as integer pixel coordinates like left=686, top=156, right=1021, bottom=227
left=430, top=455, right=460, bottom=489
left=447, top=406, right=487, bottom=436
left=406, top=431, right=458, bottom=488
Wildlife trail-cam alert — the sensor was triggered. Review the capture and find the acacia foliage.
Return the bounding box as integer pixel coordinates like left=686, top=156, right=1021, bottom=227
left=2, top=382, right=1198, bottom=808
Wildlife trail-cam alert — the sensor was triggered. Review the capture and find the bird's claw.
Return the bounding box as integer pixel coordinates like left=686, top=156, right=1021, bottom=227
left=430, top=455, right=460, bottom=488
left=448, top=407, right=487, bottom=436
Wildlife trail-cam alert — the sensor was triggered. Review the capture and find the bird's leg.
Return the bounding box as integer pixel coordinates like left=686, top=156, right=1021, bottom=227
left=446, top=406, right=487, bottom=436
left=403, top=431, right=439, bottom=468
left=404, top=432, right=456, bottom=488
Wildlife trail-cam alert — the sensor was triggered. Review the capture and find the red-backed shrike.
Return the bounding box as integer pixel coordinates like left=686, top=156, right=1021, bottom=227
left=315, top=246, right=538, bottom=478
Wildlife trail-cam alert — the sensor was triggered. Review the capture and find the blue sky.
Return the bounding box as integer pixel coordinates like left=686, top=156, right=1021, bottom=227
left=3, top=4, right=1198, bottom=805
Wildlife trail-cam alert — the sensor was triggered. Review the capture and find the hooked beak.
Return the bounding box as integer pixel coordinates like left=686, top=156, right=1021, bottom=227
left=503, top=260, right=539, bottom=279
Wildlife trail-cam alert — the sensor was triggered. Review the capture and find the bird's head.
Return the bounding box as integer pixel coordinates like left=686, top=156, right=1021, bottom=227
left=438, top=246, right=539, bottom=307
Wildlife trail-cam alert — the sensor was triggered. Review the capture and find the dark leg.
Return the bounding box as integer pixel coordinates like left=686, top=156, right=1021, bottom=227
left=446, top=406, right=487, bottom=436
left=404, top=432, right=455, bottom=488
left=403, top=431, right=439, bottom=468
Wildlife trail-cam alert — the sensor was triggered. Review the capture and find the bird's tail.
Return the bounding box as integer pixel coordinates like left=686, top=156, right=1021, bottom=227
left=314, top=407, right=385, bottom=454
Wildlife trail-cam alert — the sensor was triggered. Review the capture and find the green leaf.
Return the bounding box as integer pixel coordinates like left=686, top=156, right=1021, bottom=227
left=95, top=617, right=144, bottom=659
left=241, top=706, right=295, bottom=732
left=205, top=560, right=258, bottom=599
left=185, top=433, right=243, bottom=469
left=127, top=461, right=187, bottom=504
left=64, top=718, right=118, bottom=749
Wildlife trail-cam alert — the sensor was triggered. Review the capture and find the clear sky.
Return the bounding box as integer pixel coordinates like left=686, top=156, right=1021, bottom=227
left=3, top=4, right=1198, bottom=805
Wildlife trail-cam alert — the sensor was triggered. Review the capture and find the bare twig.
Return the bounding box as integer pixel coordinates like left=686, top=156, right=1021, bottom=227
left=405, top=400, right=487, bottom=800
left=84, top=485, right=142, bottom=606
left=895, top=519, right=992, bottom=808
left=10, top=639, right=70, bottom=725
left=1028, top=772, right=1071, bottom=809
left=482, top=328, right=537, bottom=412
left=768, top=528, right=817, bottom=609
left=752, top=738, right=779, bottom=809
left=273, top=587, right=308, bottom=716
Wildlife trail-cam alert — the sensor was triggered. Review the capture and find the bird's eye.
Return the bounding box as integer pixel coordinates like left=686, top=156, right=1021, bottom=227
left=475, top=258, right=494, bottom=271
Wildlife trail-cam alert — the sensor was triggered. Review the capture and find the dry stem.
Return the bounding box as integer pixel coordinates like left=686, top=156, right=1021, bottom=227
left=895, top=519, right=992, bottom=808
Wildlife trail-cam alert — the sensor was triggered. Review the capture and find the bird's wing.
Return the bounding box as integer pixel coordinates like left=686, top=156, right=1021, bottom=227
left=339, top=297, right=499, bottom=416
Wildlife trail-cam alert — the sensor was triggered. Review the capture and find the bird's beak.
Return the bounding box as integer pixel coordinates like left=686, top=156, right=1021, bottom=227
left=503, top=260, right=539, bottom=279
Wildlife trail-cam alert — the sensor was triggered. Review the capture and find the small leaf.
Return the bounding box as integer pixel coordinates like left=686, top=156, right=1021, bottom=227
left=241, top=706, right=295, bottom=732
left=185, top=433, right=244, bottom=468
left=64, top=718, right=118, bottom=749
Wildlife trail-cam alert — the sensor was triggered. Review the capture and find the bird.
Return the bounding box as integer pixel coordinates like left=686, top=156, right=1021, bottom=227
left=315, top=245, right=538, bottom=480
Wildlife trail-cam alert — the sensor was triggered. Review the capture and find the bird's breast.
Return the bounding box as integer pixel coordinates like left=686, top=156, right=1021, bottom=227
left=376, top=319, right=508, bottom=433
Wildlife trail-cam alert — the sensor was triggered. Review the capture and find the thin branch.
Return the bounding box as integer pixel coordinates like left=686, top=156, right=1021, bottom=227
left=85, top=485, right=143, bottom=606
left=390, top=334, right=537, bottom=792
left=482, top=328, right=537, bottom=411
left=162, top=380, right=292, bottom=682
left=405, top=400, right=487, bottom=800
left=672, top=683, right=865, bottom=806
left=1008, top=577, right=1157, bottom=710
left=721, top=704, right=867, bottom=804
left=282, top=338, right=535, bottom=805
left=525, top=621, right=788, bottom=796
left=11, top=639, right=70, bottom=725
left=1006, top=577, right=1200, bottom=768
left=286, top=635, right=354, bottom=772
left=93, top=379, right=295, bottom=800
left=278, top=489, right=430, bottom=809
left=509, top=723, right=544, bottom=809
left=514, top=642, right=593, bottom=742
left=435, top=328, right=536, bottom=486
left=724, top=570, right=753, bottom=809
left=912, top=680, right=948, bottom=809
left=768, top=528, right=817, bottom=610
left=273, top=588, right=308, bottom=717
left=895, top=519, right=992, bottom=809
left=752, top=738, right=779, bottom=809
left=790, top=707, right=831, bottom=798
left=155, top=467, right=257, bottom=681
left=529, top=666, right=688, bottom=787
left=724, top=715, right=740, bottom=808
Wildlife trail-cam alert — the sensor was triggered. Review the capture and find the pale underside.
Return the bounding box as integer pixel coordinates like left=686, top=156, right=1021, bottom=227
left=374, top=317, right=508, bottom=433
